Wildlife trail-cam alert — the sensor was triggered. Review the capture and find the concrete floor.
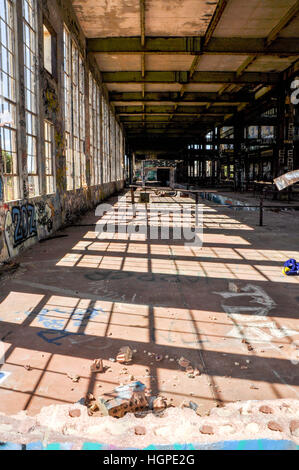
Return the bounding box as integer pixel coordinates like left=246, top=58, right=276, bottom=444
left=0, top=189, right=299, bottom=417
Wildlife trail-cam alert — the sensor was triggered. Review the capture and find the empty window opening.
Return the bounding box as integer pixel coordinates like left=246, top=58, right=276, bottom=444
left=44, top=120, right=55, bottom=194
left=23, top=0, right=39, bottom=197
left=0, top=0, right=20, bottom=201
left=43, top=24, right=52, bottom=74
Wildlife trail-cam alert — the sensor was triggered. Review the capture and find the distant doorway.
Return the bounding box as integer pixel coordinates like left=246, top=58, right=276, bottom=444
left=157, top=168, right=170, bottom=186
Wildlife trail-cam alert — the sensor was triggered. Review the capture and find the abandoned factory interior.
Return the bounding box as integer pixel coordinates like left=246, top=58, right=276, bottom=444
left=0, top=0, right=299, bottom=452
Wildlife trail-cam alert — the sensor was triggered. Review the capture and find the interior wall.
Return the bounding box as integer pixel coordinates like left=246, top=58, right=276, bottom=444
left=0, top=0, right=125, bottom=263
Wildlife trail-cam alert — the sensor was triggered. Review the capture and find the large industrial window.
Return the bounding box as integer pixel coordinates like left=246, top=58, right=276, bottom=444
left=0, top=0, right=19, bottom=201
left=44, top=120, right=55, bottom=193
left=110, top=111, right=115, bottom=181
left=63, top=25, right=86, bottom=190
left=23, top=0, right=39, bottom=197
left=43, top=24, right=52, bottom=74
left=89, top=73, right=101, bottom=186
left=63, top=26, right=72, bottom=189
left=102, top=96, right=110, bottom=184
left=79, top=56, right=86, bottom=186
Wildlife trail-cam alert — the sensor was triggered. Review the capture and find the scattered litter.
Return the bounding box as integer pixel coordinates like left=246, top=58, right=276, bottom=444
left=109, top=358, right=116, bottom=363
left=155, top=354, right=163, bottom=362
left=24, top=365, right=32, bottom=371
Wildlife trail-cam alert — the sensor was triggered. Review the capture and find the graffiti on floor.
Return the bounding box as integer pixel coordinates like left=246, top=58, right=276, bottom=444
left=24, top=306, right=106, bottom=330
left=37, top=330, right=84, bottom=346
left=215, top=283, right=299, bottom=363
left=0, top=371, right=11, bottom=385
left=85, top=269, right=201, bottom=284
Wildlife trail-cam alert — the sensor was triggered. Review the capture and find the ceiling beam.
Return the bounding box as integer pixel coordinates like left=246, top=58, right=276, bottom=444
left=108, top=91, right=253, bottom=102
left=203, top=0, right=228, bottom=47
left=266, top=0, right=299, bottom=47
left=118, top=110, right=234, bottom=116
left=102, top=71, right=280, bottom=84
left=87, top=37, right=299, bottom=55
left=140, top=0, right=145, bottom=47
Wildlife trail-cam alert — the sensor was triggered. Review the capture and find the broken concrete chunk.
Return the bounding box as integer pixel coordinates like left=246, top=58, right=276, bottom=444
left=116, top=346, right=133, bottom=364
left=135, top=426, right=146, bottom=436
left=178, top=356, right=190, bottom=368
left=290, top=420, right=299, bottom=437
left=89, top=403, right=99, bottom=412
left=67, top=373, right=80, bottom=382
left=228, top=282, right=240, bottom=293
left=69, top=409, right=81, bottom=418
left=259, top=405, right=273, bottom=414
left=267, top=421, right=283, bottom=432
left=90, top=359, right=103, bottom=373
left=200, top=425, right=214, bottom=435
left=153, top=396, right=167, bottom=413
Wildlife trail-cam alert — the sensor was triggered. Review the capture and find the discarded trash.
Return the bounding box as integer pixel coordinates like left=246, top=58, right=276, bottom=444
left=189, top=401, right=198, bottom=411
left=155, top=354, right=163, bottom=362
left=24, top=365, right=32, bottom=371
left=282, top=258, right=299, bottom=276
left=90, top=359, right=103, bottom=373
left=116, top=346, right=133, bottom=364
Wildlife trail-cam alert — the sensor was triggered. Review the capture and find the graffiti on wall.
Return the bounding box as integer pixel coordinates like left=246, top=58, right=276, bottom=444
left=4, top=204, right=37, bottom=257
left=3, top=201, right=55, bottom=258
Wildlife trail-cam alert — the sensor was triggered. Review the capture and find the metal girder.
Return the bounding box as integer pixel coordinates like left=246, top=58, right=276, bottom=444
left=115, top=105, right=238, bottom=114
left=102, top=71, right=280, bottom=84
left=108, top=91, right=253, bottom=102
left=87, top=37, right=299, bottom=55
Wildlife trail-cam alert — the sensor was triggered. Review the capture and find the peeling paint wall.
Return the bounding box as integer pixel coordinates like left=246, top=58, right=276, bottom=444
left=0, top=0, right=125, bottom=263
